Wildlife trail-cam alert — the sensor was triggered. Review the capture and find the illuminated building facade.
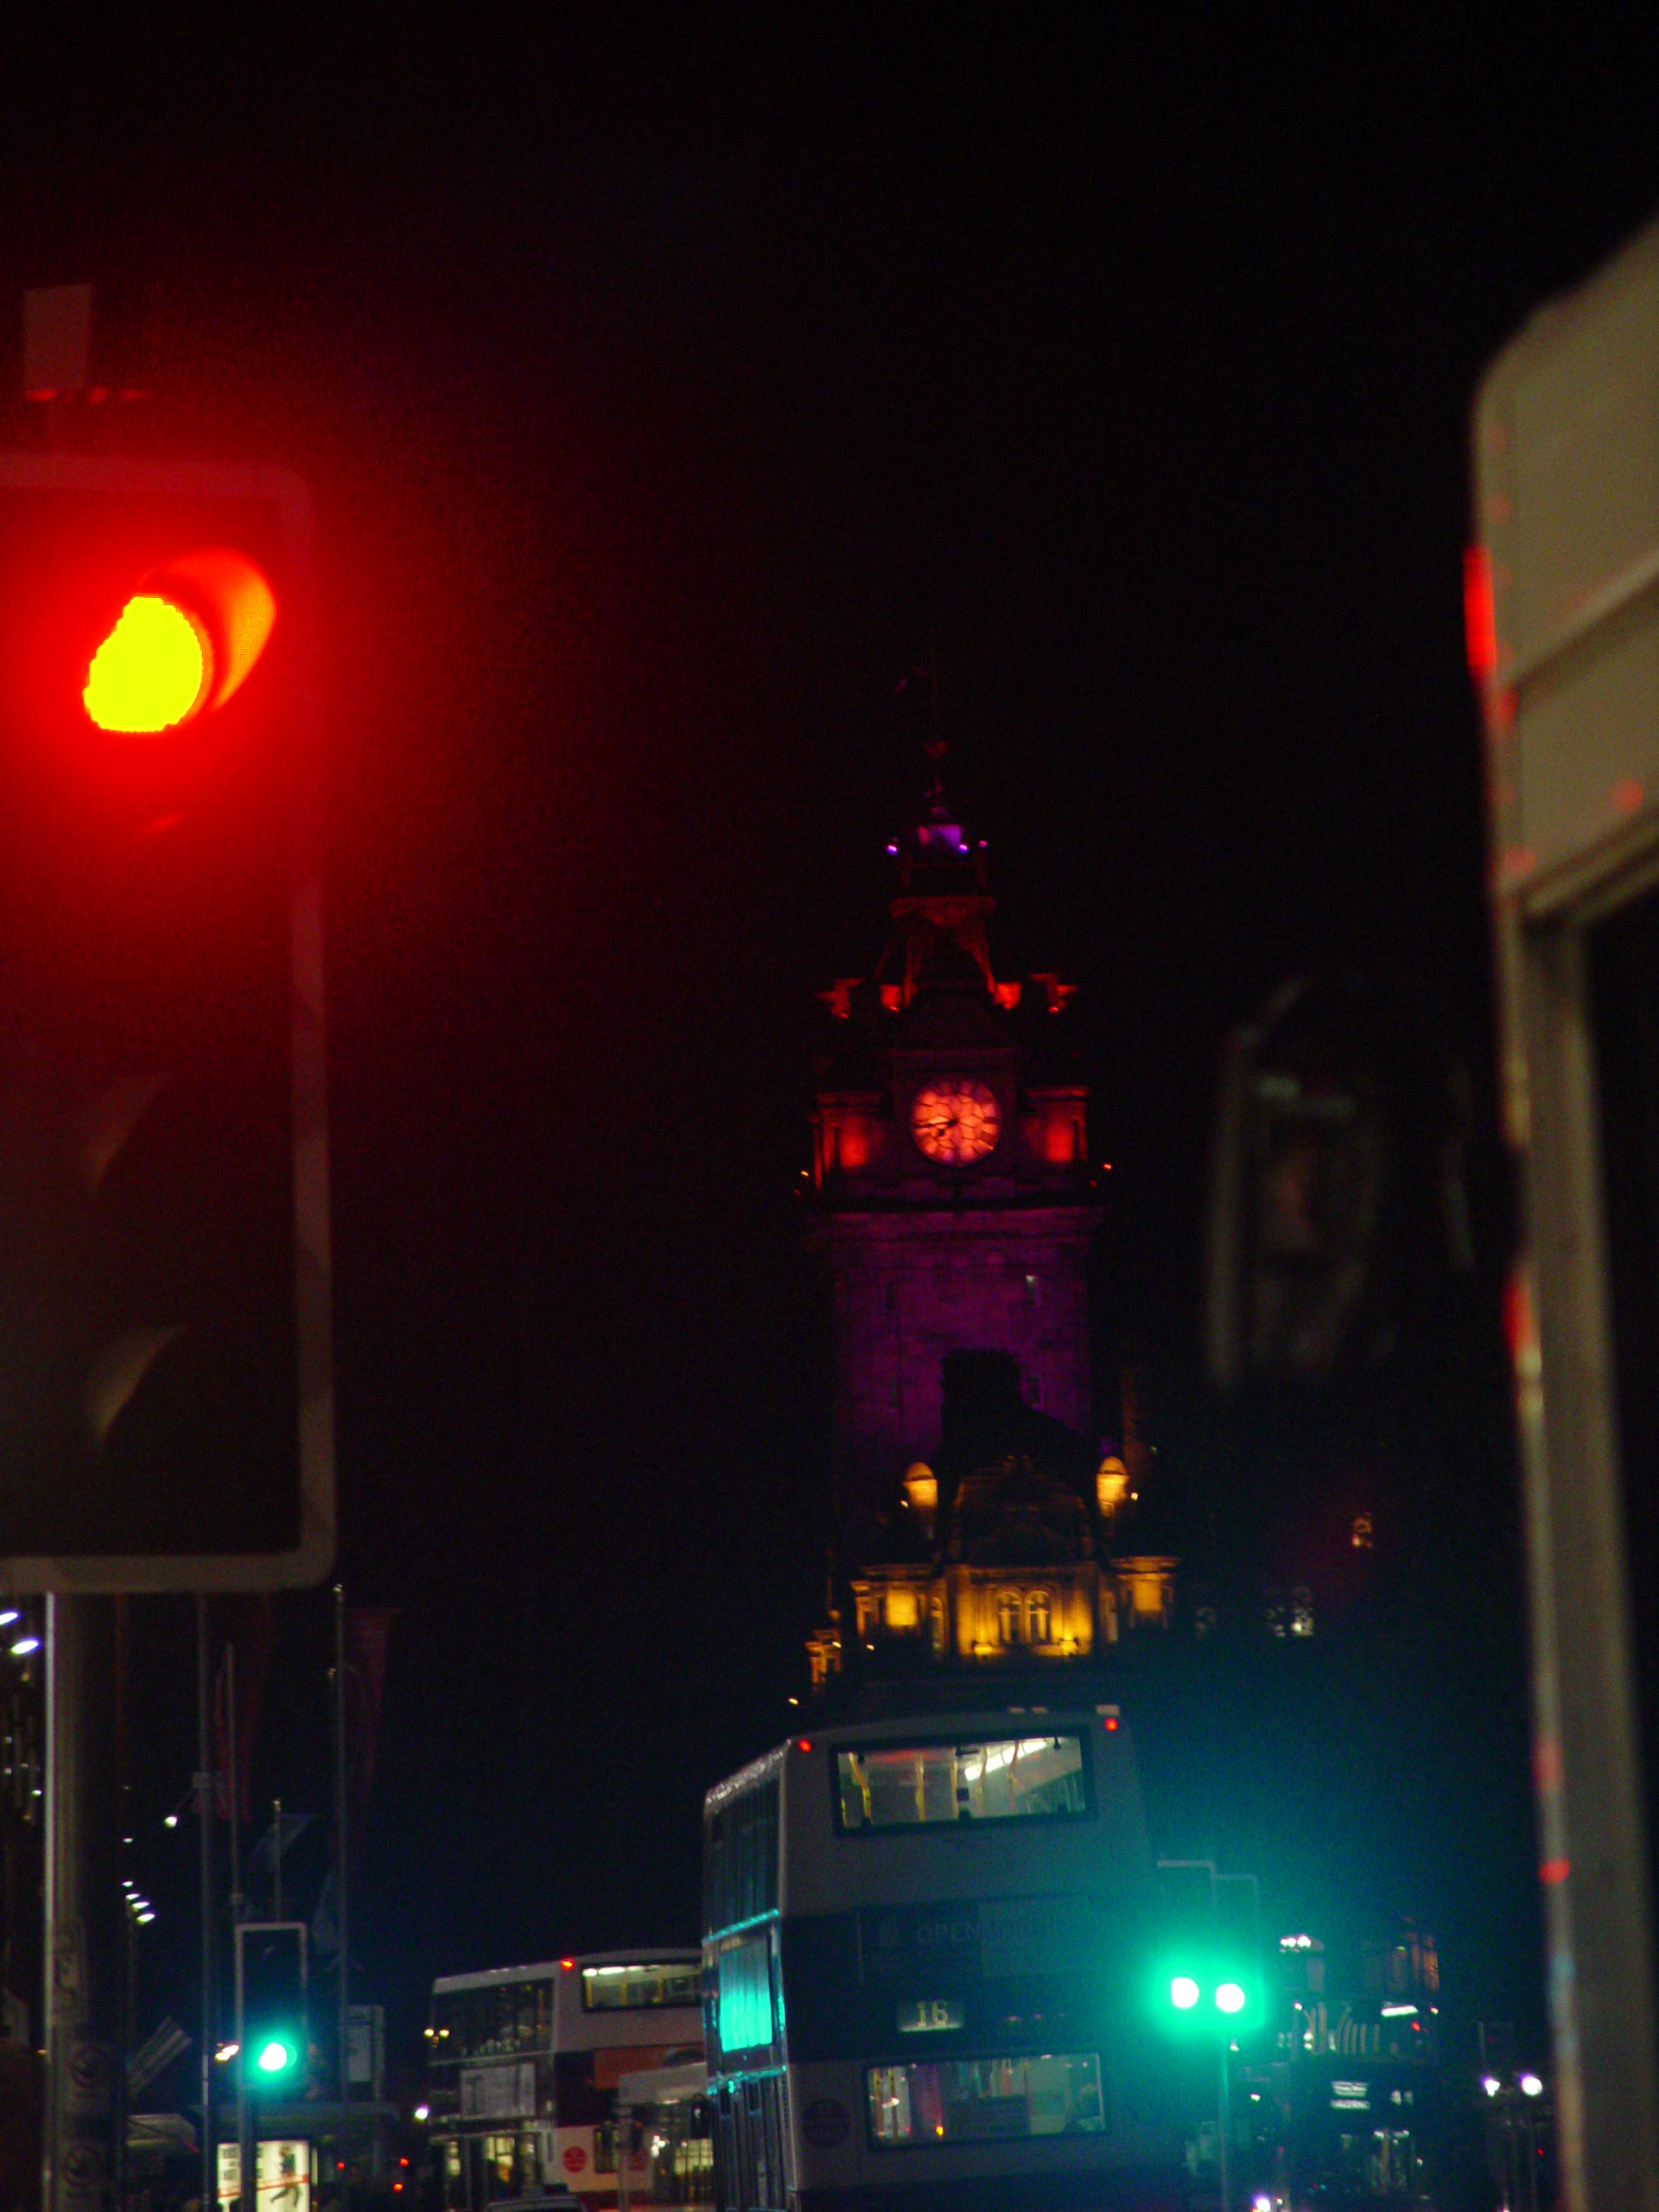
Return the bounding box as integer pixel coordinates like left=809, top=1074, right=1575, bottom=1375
left=804, top=764, right=1175, bottom=1700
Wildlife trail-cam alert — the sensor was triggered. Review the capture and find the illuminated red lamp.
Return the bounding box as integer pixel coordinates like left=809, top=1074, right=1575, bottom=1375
left=1463, top=546, right=1497, bottom=683
left=83, top=546, right=276, bottom=734
left=795, top=1738, right=813, bottom=1753
left=560, top=1957, right=575, bottom=1971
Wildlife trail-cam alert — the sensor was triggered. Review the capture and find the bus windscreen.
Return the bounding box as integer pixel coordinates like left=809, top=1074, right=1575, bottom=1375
left=836, top=1735, right=1088, bottom=1829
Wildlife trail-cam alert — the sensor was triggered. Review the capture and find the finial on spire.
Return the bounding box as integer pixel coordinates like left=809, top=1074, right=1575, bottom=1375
left=890, top=635, right=984, bottom=868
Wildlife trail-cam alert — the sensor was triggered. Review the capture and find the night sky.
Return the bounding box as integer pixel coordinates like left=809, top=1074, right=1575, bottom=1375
left=5, top=15, right=1659, bottom=2080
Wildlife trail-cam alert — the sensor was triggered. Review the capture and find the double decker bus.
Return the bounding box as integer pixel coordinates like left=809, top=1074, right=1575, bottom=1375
left=701, top=1707, right=1186, bottom=2211
left=428, top=1951, right=703, bottom=2209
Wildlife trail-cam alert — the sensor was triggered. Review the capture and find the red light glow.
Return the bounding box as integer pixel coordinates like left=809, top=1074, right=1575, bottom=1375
left=1464, top=547, right=1497, bottom=681
left=795, top=1738, right=813, bottom=1753
left=560, top=1957, right=575, bottom=1971
left=83, top=546, right=277, bottom=736
left=84, top=594, right=210, bottom=733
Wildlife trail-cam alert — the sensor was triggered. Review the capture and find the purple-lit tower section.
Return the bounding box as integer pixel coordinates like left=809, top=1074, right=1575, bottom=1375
left=810, top=797, right=1102, bottom=1491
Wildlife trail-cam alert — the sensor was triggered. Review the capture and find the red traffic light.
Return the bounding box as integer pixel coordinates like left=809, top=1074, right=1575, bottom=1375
left=83, top=546, right=276, bottom=734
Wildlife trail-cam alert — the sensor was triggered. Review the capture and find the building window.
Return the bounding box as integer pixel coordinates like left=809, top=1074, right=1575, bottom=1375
left=1265, top=1589, right=1286, bottom=1639
left=998, top=1591, right=1023, bottom=1645
left=1027, top=1591, right=1052, bottom=1645
left=929, top=1594, right=945, bottom=1655
left=1291, top=1586, right=1314, bottom=1637
left=1351, top=1511, right=1373, bottom=1550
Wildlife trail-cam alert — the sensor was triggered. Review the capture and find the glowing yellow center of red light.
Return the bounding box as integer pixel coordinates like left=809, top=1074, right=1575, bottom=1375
left=83, top=594, right=213, bottom=734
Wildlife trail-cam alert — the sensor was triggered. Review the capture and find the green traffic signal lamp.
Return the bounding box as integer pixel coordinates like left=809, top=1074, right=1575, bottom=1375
left=246, top=2026, right=302, bottom=2088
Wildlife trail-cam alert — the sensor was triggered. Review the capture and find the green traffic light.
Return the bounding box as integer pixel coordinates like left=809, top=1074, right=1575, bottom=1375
left=1216, top=1981, right=1247, bottom=2015
left=1170, top=1975, right=1201, bottom=2009
left=253, top=2033, right=299, bottom=2076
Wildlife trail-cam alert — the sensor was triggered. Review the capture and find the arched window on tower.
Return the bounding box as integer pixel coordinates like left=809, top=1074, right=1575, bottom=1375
left=1027, top=1591, right=1052, bottom=1645
left=998, top=1591, right=1023, bottom=1645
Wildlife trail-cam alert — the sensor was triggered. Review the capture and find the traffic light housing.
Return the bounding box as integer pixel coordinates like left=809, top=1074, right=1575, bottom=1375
left=0, top=454, right=332, bottom=1592
left=238, top=1921, right=308, bottom=2095
left=1153, top=1862, right=1265, bottom=2036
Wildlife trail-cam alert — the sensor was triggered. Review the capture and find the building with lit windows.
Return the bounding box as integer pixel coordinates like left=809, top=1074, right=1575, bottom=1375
left=803, top=761, right=1177, bottom=1705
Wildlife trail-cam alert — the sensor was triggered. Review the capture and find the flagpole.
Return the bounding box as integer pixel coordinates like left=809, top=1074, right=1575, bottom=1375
left=334, top=1582, right=349, bottom=2189
left=197, top=1597, right=215, bottom=2212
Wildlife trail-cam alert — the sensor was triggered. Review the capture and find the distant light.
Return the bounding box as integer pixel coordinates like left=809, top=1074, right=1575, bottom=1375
left=1482, top=2075, right=1501, bottom=2097
left=10, top=1636, right=41, bottom=1657
left=216, top=2044, right=240, bottom=2063
left=886, top=842, right=898, bottom=855
left=1255, top=2196, right=1273, bottom=2211
left=1170, top=1977, right=1200, bottom=2011
left=413, top=2106, right=429, bottom=2124
left=0, top=1609, right=18, bottom=1626
left=1380, top=2002, right=1418, bottom=2018
left=560, top=1958, right=575, bottom=1972
left=1103, top=1715, right=1119, bottom=1732
left=787, top=1695, right=798, bottom=1707
left=1521, top=2073, right=1544, bottom=2098
left=137, top=1910, right=156, bottom=1925
left=1216, top=1981, right=1247, bottom=2015
left=795, top=1738, right=813, bottom=1753
left=164, top=1814, right=179, bottom=1829
left=255, top=2036, right=296, bottom=2075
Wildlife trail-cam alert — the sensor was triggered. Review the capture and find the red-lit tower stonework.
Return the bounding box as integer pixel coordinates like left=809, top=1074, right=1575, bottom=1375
left=804, top=780, right=1177, bottom=1700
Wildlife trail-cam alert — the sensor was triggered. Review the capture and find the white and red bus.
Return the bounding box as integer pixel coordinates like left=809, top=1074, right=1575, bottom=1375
left=428, top=1951, right=703, bottom=2209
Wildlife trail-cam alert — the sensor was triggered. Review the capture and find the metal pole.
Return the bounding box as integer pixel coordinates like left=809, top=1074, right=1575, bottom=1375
left=198, top=1597, right=216, bottom=2212
left=1217, top=2035, right=1231, bottom=2212
left=334, top=1582, right=350, bottom=2194
left=273, top=1797, right=283, bottom=1923
left=228, top=1645, right=246, bottom=2212
left=236, top=1923, right=252, bottom=2212
left=43, top=1595, right=121, bottom=2212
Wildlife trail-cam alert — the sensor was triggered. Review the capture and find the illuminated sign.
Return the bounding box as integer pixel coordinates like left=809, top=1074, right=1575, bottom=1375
left=897, top=1998, right=965, bottom=2034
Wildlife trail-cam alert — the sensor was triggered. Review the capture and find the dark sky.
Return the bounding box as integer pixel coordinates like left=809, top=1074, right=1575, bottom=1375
left=6, top=15, right=1659, bottom=2071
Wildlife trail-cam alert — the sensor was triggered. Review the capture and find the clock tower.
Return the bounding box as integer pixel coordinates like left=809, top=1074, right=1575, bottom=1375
left=804, top=766, right=1168, bottom=1699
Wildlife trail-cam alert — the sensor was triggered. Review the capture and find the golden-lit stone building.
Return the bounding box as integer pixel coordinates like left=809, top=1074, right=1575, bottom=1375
left=804, top=764, right=1178, bottom=1704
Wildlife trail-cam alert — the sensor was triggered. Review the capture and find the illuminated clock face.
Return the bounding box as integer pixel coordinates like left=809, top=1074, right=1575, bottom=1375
left=911, top=1080, right=1001, bottom=1166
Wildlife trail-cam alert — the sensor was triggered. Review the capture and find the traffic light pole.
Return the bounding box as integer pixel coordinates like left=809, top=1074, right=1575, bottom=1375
left=43, top=1595, right=122, bottom=2212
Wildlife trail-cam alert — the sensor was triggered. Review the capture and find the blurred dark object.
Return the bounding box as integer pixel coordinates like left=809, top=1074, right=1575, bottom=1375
left=1205, top=969, right=1482, bottom=1390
